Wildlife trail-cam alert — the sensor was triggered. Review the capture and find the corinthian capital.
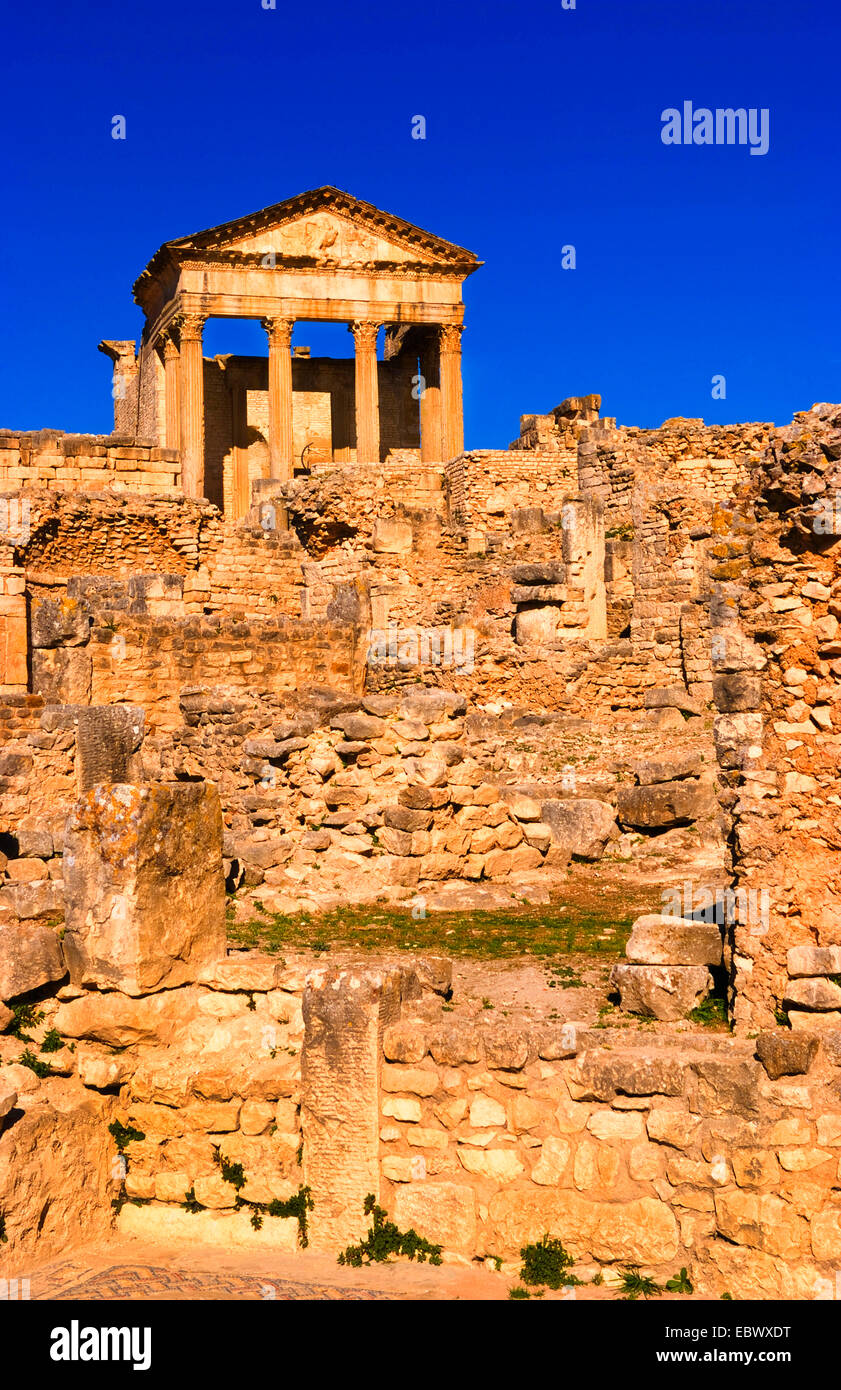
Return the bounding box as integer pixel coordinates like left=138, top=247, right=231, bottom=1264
left=159, top=330, right=179, bottom=360
left=439, top=324, right=463, bottom=353
left=262, top=316, right=295, bottom=347
left=177, top=313, right=206, bottom=343
left=350, top=320, right=381, bottom=351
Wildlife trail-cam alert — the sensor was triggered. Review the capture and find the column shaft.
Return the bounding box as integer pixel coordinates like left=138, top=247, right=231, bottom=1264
left=263, top=317, right=295, bottom=480
left=178, top=315, right=206, bottom=498
left=419, top=330, right=443, bottom=462
left=439, top=324, right=464, bottom=460
left=162, top=335, right=180, bottom=451
left=351, top=321, right=381, bottom=463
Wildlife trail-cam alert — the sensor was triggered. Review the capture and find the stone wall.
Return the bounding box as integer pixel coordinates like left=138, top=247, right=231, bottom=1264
left=445, top=450, right=578, bottom=527
left=369, top=1007, right=841, bottom=1296
left=708, top=404, right=841, bottom=1033
left=0, top=433, right=179, bottom=494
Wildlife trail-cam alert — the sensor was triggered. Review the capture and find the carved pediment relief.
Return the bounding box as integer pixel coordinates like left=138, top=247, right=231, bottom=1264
left=224, top=211, right=434, bottom=267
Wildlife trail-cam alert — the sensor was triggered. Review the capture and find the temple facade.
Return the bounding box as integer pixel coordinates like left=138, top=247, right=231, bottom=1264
left=99, top=187, right=481, bottom=517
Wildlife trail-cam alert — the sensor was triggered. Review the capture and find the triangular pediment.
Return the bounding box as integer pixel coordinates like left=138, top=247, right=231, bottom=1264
left=135, top=186, right=480, bottom=299
left=221, top=209, right=434, bottom=266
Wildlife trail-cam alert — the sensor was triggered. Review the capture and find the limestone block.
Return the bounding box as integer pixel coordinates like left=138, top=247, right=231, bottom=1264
left=646, top=1109, right=701, bottom=1149
left=0, top=922, right=66, bottom=1002
left=372, top=518, right=413, bottom=554
left=531, top=1137, right=572, bottom=1185
left=500, top=790, right=542, bottom=821
left=515, top=604, right=563, bottom=645
left=406, top=1126, right=448, bottom=1150
left=714, top=1191, right=809, bottom=1259
left=487, top=1189, right=679, bottom=1264
left=617, top=780, right=715, bottom=829
left=630, top=752, right=702, bottom=785
left=469, top=1095, right=506, bottom=1128
left=458, top=1148, right=524, bottom=1182
left=625, top=914, right=723, bottom=967
left=117, top=1204, right=299, bottom=1250
left=302, top=967, right=403, bottom=1248
left=76, top=1050, right=131, bottom=1090
left=55, top=987, right=201, bottom=1048
left=31, top=647, right=92, bottom=704
left=412, top=956, right=453, bottom=998
left=0, top=1095, right=114, bottom=1261
left=194, top=1175, right=237, bottom=1209
left=755, top=1032, right=819, bottom=1079
left=0, top=599, right=28, bottom=688
left=787, top=944, right=841, bottom=978
left=0, top=881, right=64, bottom=921
left=381, top=1065, right=439, bottom=1096
left=610, top=963, right=712, bottom=1021
left=30, top=593, right=89, bottom=648
left=382, top=1021, right=428, bottom=1064
left=392, top=1181, right=477, bottom=1253
left=784, top=978, right=841, bottom=1011
left=62, top=782, right=225, bottom=995
left=568, top=1049, right=687, bottom=1100
left=586, top=1110, right=645, bottom=1141
left=382, top=1097, right=422, bottom=1123
left=199, top=953, right=286, bottom=992
left=540, top=799, right=616, bottom=860
left=483, top=1028, right=529, bottom=1071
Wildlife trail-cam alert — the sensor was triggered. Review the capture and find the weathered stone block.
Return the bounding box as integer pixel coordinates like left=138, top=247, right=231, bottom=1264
left=784, top=978, right=841, bottom=1012
left=787, top=944, right=841, bottom=978
left=0, top=922, right=66, bottom=1002
left=31, top=647, right=92, bottom=704
left=62, top=782, right=225, bottom=996
left=392, top=1182, right=477, bottom=1253
left=540, top=798, right=616, bottom=860
left=487, top=1189, right=679, bottom=1264
left=630, top=752, right=702, bottom=784
left=569, top=1049, right=687, bottom=1100
left=302, top=967, right=403, bottom=1249
left=610, top=963, right=712, bottom=1021
left=625, top=914, right=723, bottom=966
left=755, top=1032, right=819, bottom=1080
left=617, top=781, right=714, bottom=828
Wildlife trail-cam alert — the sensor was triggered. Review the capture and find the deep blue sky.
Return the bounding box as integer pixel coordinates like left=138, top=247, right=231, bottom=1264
left=1, top=0, right=838, bottom=446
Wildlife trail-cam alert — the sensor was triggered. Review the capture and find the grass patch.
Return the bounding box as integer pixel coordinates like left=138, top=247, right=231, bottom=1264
left=688, top=981, right=730, bottom=1030
left=228, top=892, right=658, bottom=963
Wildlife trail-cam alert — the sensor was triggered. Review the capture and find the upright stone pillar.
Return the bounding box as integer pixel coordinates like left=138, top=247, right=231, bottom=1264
left=161, top=332, right=180, bottom=451
left=439, top=324, right=464, bottom=461
left=178, top=313, right=206, bottom=498
left=419, top=329, right=443, bottom=462
left=302, top=967, right=403, bottom=1249
left=62, top=782, right=225, bottom=995
left=263, top=316, right=295, bottom=480
left=0, top=572, right=27, bottom=695
left=97, top=340, right=138, bottom=435
left=351, top=321, right=381, bottom=463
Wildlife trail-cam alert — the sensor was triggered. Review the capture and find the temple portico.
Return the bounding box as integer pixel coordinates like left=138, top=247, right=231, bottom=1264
left=102, top=187, right=480, bottom=515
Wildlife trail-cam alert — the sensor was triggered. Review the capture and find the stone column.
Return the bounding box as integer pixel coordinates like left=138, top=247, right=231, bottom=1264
left=302, top=967, right=403, bottom=1249
left=162, top=333, right=180, bottom=451
left=439, top=324, right=464, bottom=461
left=351, top=321, right=381, bottom=463
left=263, top=316, right=295, bottom=480
left=178, top=313, right=206, bottom=498
left=419, top=329, right=443, bottom=462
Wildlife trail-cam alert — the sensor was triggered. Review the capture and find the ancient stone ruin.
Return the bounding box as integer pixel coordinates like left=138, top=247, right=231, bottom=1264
left=2, top=188, right=841, bottom=1300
